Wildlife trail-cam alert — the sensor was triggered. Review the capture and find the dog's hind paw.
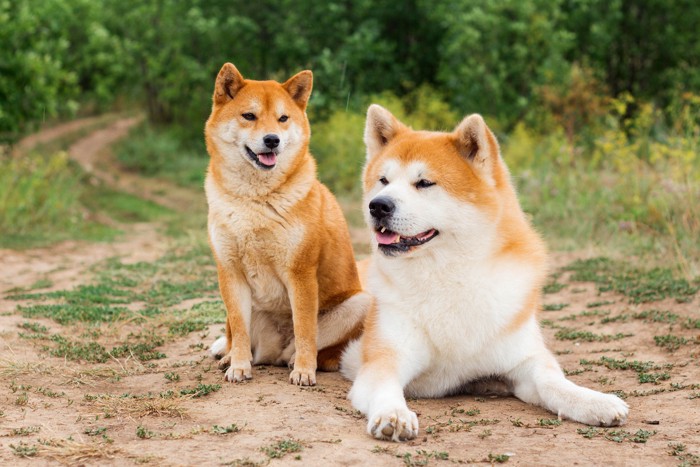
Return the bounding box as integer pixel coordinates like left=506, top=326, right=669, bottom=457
left=368, top=407, right=418, bottom=442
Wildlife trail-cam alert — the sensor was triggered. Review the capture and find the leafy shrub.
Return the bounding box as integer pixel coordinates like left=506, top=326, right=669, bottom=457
left=0, top=151, right=84, bottom=245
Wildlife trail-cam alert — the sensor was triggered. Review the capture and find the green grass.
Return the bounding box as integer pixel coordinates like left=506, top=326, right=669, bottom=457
left=577, top=427, right=656, bottom=443
left=564, top=257, right=699, bottom=303
left=555, top=328, right=631, bottom=342
left=579, top=356, right=676, bottom=385
left=8, top=243, right=218, bottom=325
left=82, top=187, right=172, bottom=223
left=632, top=309, right=680, bottom=323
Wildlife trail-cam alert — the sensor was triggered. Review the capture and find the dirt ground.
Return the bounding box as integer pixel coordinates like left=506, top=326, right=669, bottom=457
left=0, top=119, right=698, bottom=466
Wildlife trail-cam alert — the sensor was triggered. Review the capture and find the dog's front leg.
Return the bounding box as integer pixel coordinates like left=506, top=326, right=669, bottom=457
left=350, top=359, right=419, bottom=442
left=286, top=269, right=318, bottom=386
left=217, top=265, right=253, bottom=382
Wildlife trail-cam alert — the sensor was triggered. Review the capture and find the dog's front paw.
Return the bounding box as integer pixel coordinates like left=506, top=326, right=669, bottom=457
left=368, top=407, right=418, bottom=442
left=564, top=391, right=629, bottom=426
left=223, top=360, right=252, bottom=383
left=289, top=367, right=316, bottom=386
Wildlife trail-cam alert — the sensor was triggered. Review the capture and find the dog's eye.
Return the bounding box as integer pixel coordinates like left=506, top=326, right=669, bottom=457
left=278, top=115, right=289, bottom=123
left=242, top=113, right=256, bottom=121
left=379, top=176, right=389, bottom=186
left=415, top=179, right=435, bottom=189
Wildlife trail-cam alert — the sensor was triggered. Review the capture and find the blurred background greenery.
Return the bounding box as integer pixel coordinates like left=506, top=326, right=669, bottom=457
left=1, top=0, right=699, bottom=275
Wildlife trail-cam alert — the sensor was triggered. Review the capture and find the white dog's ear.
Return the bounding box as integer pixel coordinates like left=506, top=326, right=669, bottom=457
left=283, top=70, right=313, bottom=110
left=364, top=104, right=407, bottom=160
left=453, top=114, right=500, bottom=185
left=213, top=63, right=245, bottom=107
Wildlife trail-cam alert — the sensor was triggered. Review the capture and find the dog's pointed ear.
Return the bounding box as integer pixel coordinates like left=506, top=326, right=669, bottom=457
left=213, top=63, right=245, bottom=107
left=364, top=104, right=407, bottom=160
left=283, top=70, right=313, bottom=110
left=453, top=114, right=500, bottom=185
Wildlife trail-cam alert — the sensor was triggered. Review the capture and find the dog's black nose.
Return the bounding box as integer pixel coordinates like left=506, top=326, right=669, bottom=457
left=263, top=134, right=280, bottom=149
left=369, top=196, right=395, bottom=219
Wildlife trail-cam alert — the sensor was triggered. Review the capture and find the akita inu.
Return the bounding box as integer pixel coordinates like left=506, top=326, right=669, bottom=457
left=205, top=63, right=370, bottom=386
left=341, top=105, right=629, bottom=440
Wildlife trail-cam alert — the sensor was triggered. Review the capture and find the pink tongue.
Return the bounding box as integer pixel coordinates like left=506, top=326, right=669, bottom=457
left=258, top=153, right=277, bottom=166
left=376, top=231, right=400, bottom=245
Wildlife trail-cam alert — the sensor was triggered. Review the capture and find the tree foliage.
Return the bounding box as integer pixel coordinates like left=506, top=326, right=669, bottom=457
left=1, top=0, right=698, bottom=143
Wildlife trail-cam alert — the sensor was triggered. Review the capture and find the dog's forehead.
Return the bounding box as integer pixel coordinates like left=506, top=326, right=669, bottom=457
left=234, top=82, right=294, bottom=112
left=382, top=159, right=428, bottom=179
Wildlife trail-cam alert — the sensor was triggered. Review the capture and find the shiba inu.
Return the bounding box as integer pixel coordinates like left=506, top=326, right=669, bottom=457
left=205, top=63, right=370, bottom=386
left=341, top=105, right=629, bottom=440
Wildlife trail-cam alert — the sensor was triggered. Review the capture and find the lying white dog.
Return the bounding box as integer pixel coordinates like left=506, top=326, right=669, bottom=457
left=341, top=105, right=629, bottom=441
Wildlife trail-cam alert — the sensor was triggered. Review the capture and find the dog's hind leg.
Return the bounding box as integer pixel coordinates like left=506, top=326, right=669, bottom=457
left=508, top=347, right=629, bottom=426
left=250, top=311, right=287, bottom=365
left=279, top=291, right=371, bottom=371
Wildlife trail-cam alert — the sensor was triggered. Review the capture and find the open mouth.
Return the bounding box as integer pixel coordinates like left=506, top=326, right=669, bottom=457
left=245, top=146, right=277, bottom=170
left=374, top=226, right=439, bottom=255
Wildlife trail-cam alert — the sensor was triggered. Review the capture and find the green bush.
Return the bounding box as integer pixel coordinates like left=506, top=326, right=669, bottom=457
left=311, top=87, right=458, bottom=195
left=115, top=124, right=207, bottom=188
left=0, top=151, right=84, bottom=245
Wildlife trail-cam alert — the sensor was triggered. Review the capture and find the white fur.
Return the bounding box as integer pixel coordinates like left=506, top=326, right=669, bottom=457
left=342, top=157, right=628, bottom=442
left=210, top=335, right=227, bottom=358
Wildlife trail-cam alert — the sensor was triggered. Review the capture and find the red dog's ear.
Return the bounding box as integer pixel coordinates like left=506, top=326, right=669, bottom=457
left=283, top=70, right=313, bottom=110
left=364, top=104, right=408, bottom=161
left=453, top=114, right=501, bottom=185
left=213, top=63, right=245, bottom=107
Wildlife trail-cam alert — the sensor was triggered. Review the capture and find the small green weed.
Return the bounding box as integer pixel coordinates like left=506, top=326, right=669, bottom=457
left=84, top=426, right=107, bottom=436
left=555, top=328, right=631, bottom=342
left=261, top=439, right=303, bottom=459
left=400, top=450, right=449, bottom=466
left=211, top=424, right=240, bottom=434
left=632, top=309, right=679, bottom=323
left=11, top=426, right=41, bottom=436
left=638, top=372, right=671, bottom=384
left=17, top=321, right=48, bottom=333
left=10, top=441, right=38, bottom=458
left=578, top=427, right=656, bottom=443
left=587, top=300, right=615, bottom=308
left=669, top=442, right=700, bottom=465
left=543, top=282, right=567, bottom=294
left=537, top=418, right=562, bottom=427
left=164, top=372, right=180, bottom=382
left=654, top=334, right=695, bottom=352
left=487, top=453, right=510, bottom=463
left=136, top=425, right=154, bottom=439
left=179, top=383, right=221, bottom=398
left=543, top=303, right=569, bottom=311
left=46, top=335, right=110, bottom=363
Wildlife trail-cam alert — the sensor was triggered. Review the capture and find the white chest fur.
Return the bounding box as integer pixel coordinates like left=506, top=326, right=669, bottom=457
left=369, top=253, right=538, bottom=395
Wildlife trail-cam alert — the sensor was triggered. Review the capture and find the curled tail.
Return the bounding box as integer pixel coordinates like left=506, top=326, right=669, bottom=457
left=210, top=335, right=227, bottom=358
